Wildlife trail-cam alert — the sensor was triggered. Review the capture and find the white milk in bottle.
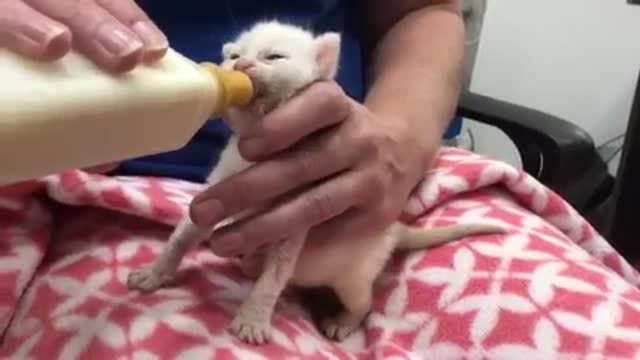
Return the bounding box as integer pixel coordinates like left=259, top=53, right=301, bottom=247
left=0, top=48, right=253, bottom=184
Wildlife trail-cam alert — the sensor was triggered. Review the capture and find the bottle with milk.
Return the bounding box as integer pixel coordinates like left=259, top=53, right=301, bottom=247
left=0, top=48, right=254, bottom=184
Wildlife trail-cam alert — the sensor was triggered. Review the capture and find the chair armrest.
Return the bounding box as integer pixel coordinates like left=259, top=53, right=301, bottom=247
left=457, top=91, right=612, bottom=213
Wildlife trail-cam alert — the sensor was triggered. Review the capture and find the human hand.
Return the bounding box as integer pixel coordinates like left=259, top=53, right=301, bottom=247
left=189, top=81, right=439, bottom=257
left=83, top=162, right=120, bottom=174
left=0, top=0, right=167, bottom=72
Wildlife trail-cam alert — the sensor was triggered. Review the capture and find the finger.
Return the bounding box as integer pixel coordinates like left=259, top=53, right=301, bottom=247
left=208, top=171, right=370, bottom=257
left=0, top=1, right=71, bottom=61
left=306, top=207, right=384, bottom=245
left=95, top=0, right=168, bottom=62
left=26, top=0, right=144, bottom=72
left=83, top=162, right=119, bottom=174
left=238, top=81, right=351, bottom=160
left=190, top=127, right=357, bottom=227
left=0, top=180, right=43, bottom=197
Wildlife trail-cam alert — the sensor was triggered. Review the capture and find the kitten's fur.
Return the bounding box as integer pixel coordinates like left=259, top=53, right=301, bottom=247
left=127, top=21, right=504, bottom=344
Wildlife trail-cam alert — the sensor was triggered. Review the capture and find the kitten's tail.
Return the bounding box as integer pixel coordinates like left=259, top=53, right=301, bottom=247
left=392, top=222, right=506, bottom=251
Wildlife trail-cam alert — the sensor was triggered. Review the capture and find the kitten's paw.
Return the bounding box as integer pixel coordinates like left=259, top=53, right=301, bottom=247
left=228, top=315, right=272, bottom=345
left=127, top=267, right=172, bottom=292
left=320, top=313, right=362, bottom=341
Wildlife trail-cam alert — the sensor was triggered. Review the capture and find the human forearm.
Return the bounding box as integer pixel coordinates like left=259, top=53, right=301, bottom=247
left=362, top=2, right=465, bottom=140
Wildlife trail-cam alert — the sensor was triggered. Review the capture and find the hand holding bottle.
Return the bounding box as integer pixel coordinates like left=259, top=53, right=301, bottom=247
left=0, top=0, right=167, bottom=72
left=0, top=0, right=169, bottom=181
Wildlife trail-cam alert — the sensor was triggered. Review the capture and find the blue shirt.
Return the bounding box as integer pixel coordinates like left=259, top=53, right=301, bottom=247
left=115, top=0, right=462, bottom=182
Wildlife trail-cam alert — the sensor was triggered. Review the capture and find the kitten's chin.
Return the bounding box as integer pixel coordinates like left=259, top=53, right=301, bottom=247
left=242, top=78, right=278, bottom=114
left=230, top=97, right=273, bottom=118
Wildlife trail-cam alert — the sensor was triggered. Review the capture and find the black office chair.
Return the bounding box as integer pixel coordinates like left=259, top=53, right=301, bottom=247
left=456, top=91, right=615, bottom=247
left=457, top=1, right=640, bottom=263
left=591, top=69, right=640, bottom=263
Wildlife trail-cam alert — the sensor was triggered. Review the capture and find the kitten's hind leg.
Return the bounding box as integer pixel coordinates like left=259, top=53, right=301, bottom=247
left=229, top=232, right=306, bottom=345
left=127, top=218, right=208, bottom=292
left=321, top=276, right=373, bottom=341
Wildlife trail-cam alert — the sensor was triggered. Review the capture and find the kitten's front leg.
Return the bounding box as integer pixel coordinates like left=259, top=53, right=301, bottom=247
left=127, top=217, right=209, bottom=292
left=229, top=232, right=307, bottom=344
left=127, top=152, right=238, bottom=292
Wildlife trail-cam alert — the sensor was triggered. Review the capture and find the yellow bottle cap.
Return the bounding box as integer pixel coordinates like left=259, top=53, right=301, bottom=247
left=199, top=62, right=254, bottom=116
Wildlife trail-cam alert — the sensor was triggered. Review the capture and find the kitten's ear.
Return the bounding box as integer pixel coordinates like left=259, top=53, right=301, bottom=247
left=314, top=32, right=341, bottom=79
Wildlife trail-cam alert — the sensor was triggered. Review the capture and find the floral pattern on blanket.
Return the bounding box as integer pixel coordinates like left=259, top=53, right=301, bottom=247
left=1, top=147, right=639, bottom=360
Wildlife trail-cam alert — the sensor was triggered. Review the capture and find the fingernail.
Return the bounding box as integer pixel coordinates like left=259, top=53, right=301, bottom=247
left=131, top=21, right=168, bottom=61
left=95, top=23, right=143, bottom=57
left=21, top=23, right=70, bottom=59
left=22, top=22, right=67, bottom=46
left=190, top=198, right=224, bottom=226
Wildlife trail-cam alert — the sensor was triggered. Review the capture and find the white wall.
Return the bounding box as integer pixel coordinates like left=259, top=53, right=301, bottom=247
left=467, top=0, right=640, bottom=172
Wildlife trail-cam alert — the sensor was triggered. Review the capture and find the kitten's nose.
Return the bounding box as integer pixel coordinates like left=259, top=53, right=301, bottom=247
left=233, top=59, right=254, bottom=71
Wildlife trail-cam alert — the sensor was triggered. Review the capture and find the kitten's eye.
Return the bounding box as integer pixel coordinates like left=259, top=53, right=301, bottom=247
left=229, top=53, right=240, bottom=60
left=265, top=53, right=287, bottom=61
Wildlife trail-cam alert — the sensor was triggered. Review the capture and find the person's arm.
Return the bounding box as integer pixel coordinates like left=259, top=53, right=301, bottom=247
left=359, top=0, right=465, bottom=150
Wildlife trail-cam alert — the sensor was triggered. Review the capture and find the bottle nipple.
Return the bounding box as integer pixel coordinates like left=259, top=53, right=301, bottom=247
left=199, top=62, right=254, bottom=116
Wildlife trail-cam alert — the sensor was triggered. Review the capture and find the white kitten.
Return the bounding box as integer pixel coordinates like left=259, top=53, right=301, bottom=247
left=127, top=20, right=505, bottom=344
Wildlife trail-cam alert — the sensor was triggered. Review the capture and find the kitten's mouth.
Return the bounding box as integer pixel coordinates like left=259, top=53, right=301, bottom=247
left=246, top=74, right=267, bottom=99
left=243, top=73, right=269, bottom=106
left=252, top=84, right=267, bottom=100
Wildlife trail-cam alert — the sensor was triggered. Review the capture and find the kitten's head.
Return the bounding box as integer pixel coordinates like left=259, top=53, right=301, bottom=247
left=221, top=21, right=341, bottom=107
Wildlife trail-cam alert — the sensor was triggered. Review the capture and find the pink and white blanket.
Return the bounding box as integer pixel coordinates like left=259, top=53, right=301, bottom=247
left=1, top=147, right=640, bottom=359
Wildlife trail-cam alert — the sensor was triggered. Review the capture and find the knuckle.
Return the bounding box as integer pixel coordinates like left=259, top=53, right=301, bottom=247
left=245, top=213, right=287, bottom=247
left=316, top=82, right=349, bottom=119
left=96, top=0, right=147, bottom=21
left=350, top=124, right=376, bottom=155
left=48, top=0, right=135, bottom=54
left=366, top=170, right=388, bottom=197
left=53, top=0, right=95, bottom=24
left=259, top=122, right=281, bottom=145
left=0, top=3, right=72, bottom=59
left=243, top=222, right=271, bottom=248
left=373, top=204, right=395, bottom=226
left=365, top=196, right=396, bottom=224
left=349, top=123, right=398, bottom=164
left=302, top=191, right=336, bottom=226
left=231, top=181, right=257, bottom=205
left=293, top=148, right=316, bottom=179
left=214, top=179, right=255, bottom=211
left=0, top=2, right=22, bottom=24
